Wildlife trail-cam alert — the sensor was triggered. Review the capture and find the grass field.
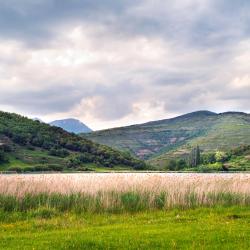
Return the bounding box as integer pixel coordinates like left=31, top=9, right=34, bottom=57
left=0, top=173, right=249, bottom=211
left=0, top=207, right=249, bottom=249
left=0, top=173, right=249, bottom=249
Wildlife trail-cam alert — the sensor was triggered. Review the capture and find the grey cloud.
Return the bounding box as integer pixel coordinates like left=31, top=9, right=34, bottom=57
left=0, top=0, right=137, bottom=46
left=1, top=0, right=249, bottom=49
left=87, top=82, right=142, bottom=120
left=0, top=84, right=84, bottom=114
left=220, top=89, right=250, bottom=101
left=0, top=79, right=141, bottom=120
left=152, top=72, right=209, bottom=86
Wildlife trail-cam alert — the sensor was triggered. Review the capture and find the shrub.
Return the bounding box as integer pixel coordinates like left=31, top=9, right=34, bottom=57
left=49, top=148, right=69, bottom=158
left=120, top=192, right=147, bottom=212
left=0, top=149, right=8, bottom=164
left=215, top=151, right=230, bottom=163
left=47, top=164, right=64, bottom=171
left=154, top=192, right=166, bottom=209
left=166, top=159, right=176, bottom=171
left=7, top=167, right=22, bottom=173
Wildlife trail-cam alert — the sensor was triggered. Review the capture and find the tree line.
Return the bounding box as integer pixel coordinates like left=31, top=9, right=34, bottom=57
left=165, top=145, right=250, bottom=171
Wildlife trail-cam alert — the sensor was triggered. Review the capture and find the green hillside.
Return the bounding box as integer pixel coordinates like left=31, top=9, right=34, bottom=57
left=0, top=111, right=147, bottom=172
left=85, top=111, right=250, bottom=168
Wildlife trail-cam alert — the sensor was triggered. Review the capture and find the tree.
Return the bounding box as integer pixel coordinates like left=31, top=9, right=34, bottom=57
left=49, top=148, right=69, bottom=158
left=215, top=151, right=229, bottom=163
left=67, top=156, right=81, bottom=168
left=189, top=146, right=201, bottom=167
left=201, top=152, right=216, bottom=164
left=167, top=159, right=177, bottom=171
left=176, top=159, right=187, bottom=170
left=0, top=149, right=8, bottom=164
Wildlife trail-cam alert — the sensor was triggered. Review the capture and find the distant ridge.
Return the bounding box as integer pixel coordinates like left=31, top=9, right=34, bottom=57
left=219, top=111, right=248, bottom=116
left=143, top=110, right=217, bottom=126
left=50, top=118, right=92, bottom=134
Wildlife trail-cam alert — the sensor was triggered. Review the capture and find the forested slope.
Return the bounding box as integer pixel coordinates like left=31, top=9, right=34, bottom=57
left=0, top=111, right=147, bottom=172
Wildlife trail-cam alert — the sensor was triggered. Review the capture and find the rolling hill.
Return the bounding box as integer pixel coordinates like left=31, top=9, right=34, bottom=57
left=85, top=111, right=250, bottom=167
left=0, top=111, right=147, bottom=172
left=50, top=118, right=92, bottom=134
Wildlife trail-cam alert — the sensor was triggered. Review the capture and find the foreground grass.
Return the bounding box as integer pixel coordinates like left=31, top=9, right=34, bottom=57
left=0, top=174, right=249, bottom=249
left=0, top=191, right=249, bottom=213
left=0, top=207, right=249, bottom=249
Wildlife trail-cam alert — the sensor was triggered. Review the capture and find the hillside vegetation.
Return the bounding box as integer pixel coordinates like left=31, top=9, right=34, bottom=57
left=0, top=111, right=147, bottom=172
left=85, top=111, right=250, bottom=169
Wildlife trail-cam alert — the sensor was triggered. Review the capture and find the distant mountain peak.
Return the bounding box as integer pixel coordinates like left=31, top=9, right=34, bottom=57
left=175, top=110, right=217, bottom=118
left=50, top=118, right=92, bottom=134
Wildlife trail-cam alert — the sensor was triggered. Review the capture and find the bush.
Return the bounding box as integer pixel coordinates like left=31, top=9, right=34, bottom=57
left=47, top=164, right=64, bottom=171
left=0, top=149, right=8, bottom=164
left=12, top=134, right=28, bottom=145
left=0, top=144, right=12, bottom=152
left=215, top=151, right=230, bottom=163
left=197, top=163, right=223, bottom=172
left=26, top=145, right=35, bottom=151
left=49, top=148, right=69, bottom=158
left=167, top=159, right=177, bottom=171
left=76, top=166, right=94, bottom=172
left=201, top=152, right=216, bottom=164
left=20, top=165, right=63, bottom=172
left=23, top=166, right=36, bottom=172
left=67, top=156, right=82, bottom=168
left=121, top=192, right=145, bottom=212
left=7, top=167, right=22, bottom=173
left=166, top=159, right=187, bottom=171
left=176, top=159, right=187, bottom=170
left=154, top=192, right=166, bottom=209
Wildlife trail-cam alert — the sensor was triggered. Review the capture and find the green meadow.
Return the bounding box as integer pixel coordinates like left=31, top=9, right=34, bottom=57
left=0, top=207, right=249, bottom=250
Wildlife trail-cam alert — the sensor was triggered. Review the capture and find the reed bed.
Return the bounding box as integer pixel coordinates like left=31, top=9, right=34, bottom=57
left=0, top=173, right=249, bottom=213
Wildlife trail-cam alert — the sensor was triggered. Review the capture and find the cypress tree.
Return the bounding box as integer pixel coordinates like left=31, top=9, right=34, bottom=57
left=189, top=145, right=201, bottom=167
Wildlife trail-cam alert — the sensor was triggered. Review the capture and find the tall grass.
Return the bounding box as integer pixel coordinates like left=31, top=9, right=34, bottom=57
left=0, top=173, right=249, bottom=213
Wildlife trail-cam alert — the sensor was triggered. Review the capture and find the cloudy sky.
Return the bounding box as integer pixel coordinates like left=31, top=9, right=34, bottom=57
left=0, top=0, right=249, bottom=130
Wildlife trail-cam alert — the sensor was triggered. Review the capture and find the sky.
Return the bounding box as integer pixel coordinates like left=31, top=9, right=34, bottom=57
left=0, top=0, right=250, bottom=130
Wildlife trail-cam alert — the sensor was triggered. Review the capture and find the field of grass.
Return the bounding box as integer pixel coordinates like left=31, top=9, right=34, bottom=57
left=0, top=173, right=249, bottom=249
left=0, top=173, right=249, bottom=210
left=0, top=207, right=249, bottom=249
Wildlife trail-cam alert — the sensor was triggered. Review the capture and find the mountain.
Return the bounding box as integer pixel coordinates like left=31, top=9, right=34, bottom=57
left=0, top=111, right=147, bottom=172
left=84, top=111, right=250, bottom=167
left=50, top=118, right=92, bottom=134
